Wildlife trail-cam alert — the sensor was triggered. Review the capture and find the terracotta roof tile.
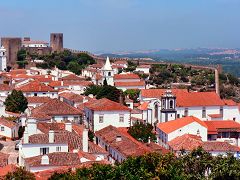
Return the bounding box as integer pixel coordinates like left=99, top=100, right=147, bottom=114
left=157, top=116, right=208, bottom=134
left=141, top=89, right=187, bottom=99
left=168, top=134, right=203, bottom=151
left=204, top=120, right=240, bottom=134
left=115, top=81, right=145, bottom=87
left=202, top=141, right=240, bottom=152
left=85, top=98, right=130, bottom=111
left=137, top=102, right=149, bottom=111
left=208, top=114, right=222, bottom=118
left=16, top=81, right=57, bottom=92
left=27, top=96, right=51, bottom=104
left=0, top=117, right=16, bottom=128
left=62, top=74, right=85, bottom=81
left=0, top=84, right=11, bottom=91
left=223, top=99, right=237, bottom=106
left=0, top=152, right=9, bottom=167
left=114, top=73, right=140, bottom=80
left=25, top=152, right=80, bottom=167
left=31, top=99, right=82, bottom=116
left=0, top=164, right=17, bottom=176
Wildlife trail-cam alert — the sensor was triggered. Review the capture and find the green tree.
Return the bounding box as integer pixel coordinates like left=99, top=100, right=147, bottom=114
left=67, top=61, right=82, bottom=75
left=4, top=89, right=28, bottom=113
left=124, top=89, right=140, bottom=103
left=128, top=121, right=156, bottom=143
left=5, top=167, right=35, bottom=180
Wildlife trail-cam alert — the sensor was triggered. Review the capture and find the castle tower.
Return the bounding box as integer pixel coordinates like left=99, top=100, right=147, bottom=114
left=160, top=89, right=177, bottom=123
left=50, top=33, right=63, bottom=52
left=0, top=46, right=7, bottom=71
left=101, top=57, right=114, bottom=86
left=1, top=37, right=22, bottom=66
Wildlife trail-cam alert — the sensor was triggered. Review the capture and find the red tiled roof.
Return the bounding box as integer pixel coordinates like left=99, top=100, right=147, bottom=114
left=0, top=117, right=16, bottom=128
left=31, top=99, right=82, bottom=116
left=113, top=60, right=127, bottom=65
left=136, top=65, right=151, bottom=68
left=141, top=89, right=225, bottom=107
left=59, top=92, right=84, bottom=102
left=114, top=73, right=140, bottom=80
left=85, top=98, right=130, bottom=111
left=9, top=69, right=27, bottom=74
left=0, top=84, right=11, bottom=91
left=115, top=81, right=145, bottom=87
left=141, top=89, right=187, bottom=98
left=62, top=74, right=85, bottom=81
left=63, top=81, right=92, bottom=87
left=168, top=134, right=203, bottom=151
left=16, top=81, right=57, bottom=92
left=204, top=120, right=240, bottom=134
left=157, top=116, right=208, bottom=134
left=208, top=114, right=222, bottom=118
left=27, top=96, right=51, bottom=104
left=176, top=92, right=225, bottom=107
left=0, top=164, right=17, bottom=176
left=25, top=152, right=80, bottom=167
left=137, top=102, right=149, bottom=111
left=202, top=141, right=240, bottom=152
left=168, top=134, right=240, bottom=152
left=96, top=126, right=168, bottom=157
left=223, top=99, right=237, bottom=106
left=0, top=152, right=9, bottom=167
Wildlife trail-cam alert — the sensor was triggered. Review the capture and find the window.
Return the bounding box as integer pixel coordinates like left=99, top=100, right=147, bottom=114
left=169, top=100, right=174, bottom=109
left=154, top=104, right=158, bottom=119
left=177, top=114, right=180, bottom=118
left=119, top=115, right=124, bottom=122
left=202, top=107, right=206, bottom=118
left=184, top=108, right=188, bottom=117
left=74, top=116, right=79, bottom=122
left=108, top=72, right=111, bottom=76
left=99, top=115, right=104, bottom=123
left=40, top=147, right=49, bottom=155
left=162, top=100, right=165, bottom=109
left=56, top=146, right=61, bottom=152
left=34, top=93, right=37, bottom=96
left=52, top=116, right=55, bottom=121
left=233, top=117, right=236, bottom=121
left=1, top=127, right=4, bottom=131
left=63, top=116, right=68, bottom=121
left=220, top=106, right=223, bottom=116
left=43, top=93, right=46, bottom=95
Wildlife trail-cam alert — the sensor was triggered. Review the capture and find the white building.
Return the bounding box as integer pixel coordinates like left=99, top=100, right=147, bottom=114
left=0, top=46, right=7, bottom=71
left=140, top=89, right=240, bottom=125
left=0, top=117, right=18, bottom=139
left=22, top=39, right=49, bottom=48
left=156, top=116, right=208, bottom=148
left=84, top=98, right=131, bottom=132
left=16, top=81, right=58, bottom=98
left=135, top=65, right=151, bottom=74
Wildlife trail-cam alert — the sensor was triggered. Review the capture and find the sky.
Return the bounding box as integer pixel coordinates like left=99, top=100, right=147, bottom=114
left=1, top=0, right=240, bottom=53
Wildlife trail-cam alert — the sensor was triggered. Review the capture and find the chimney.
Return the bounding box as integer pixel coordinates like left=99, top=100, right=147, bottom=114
left=27, top=118, right=37, bottom=136
left=88, top=94, right=93, bottom=98
left=116, top=135, right=122, bottom=142
left=49, top=130, right=54, bottom=143
left=23, top=131, right=29, bottom=144
left=148, top=136, right=151, bottom=144
left=65, top=122, right=72, bottom=132
left=82, top=129, right=88, bottom=152
left=41, top=155, right=49, bottom=165
left=61, top=81, right=64, bottom=86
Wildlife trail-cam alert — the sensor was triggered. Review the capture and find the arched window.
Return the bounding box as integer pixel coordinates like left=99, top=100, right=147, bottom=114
left=169, top=100, right=174, bottom=109
left=108, top=72, right=111, bottom=76
left=155, top=104, right=158, bottom=119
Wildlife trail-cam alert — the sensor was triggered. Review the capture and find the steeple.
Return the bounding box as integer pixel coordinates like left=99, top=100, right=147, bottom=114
left=102, top=56, right=112, bottom=71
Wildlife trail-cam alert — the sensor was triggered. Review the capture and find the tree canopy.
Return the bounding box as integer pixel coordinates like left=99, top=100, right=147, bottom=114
left=84, top=84, right=123, bottom=103
left=128, top=121, right=156, bottom=143
left=34, top=50, right=95, bottom=75
left=4, top=89, right=28, bottom=113
left=5, top=167, right=35, bottom=180
left=49, top=148, right=240, bottom=180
